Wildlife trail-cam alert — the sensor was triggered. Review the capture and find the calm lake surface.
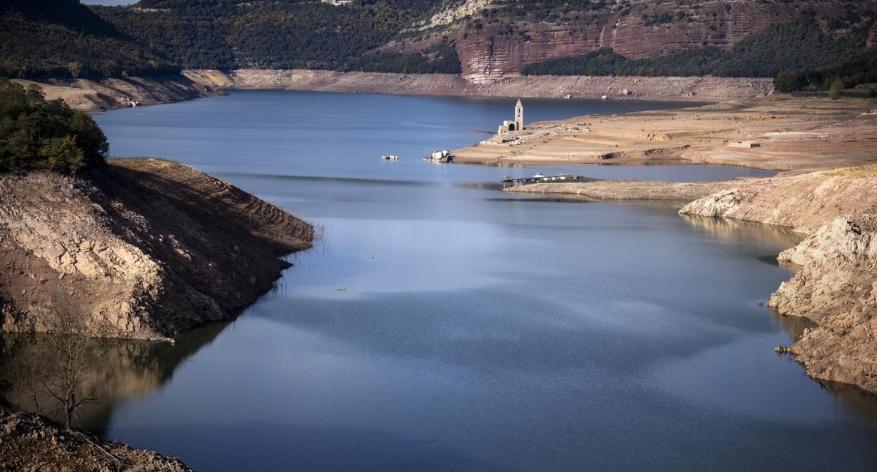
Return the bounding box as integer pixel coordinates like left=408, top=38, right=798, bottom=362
left=13, top=91, right=877, bottom=471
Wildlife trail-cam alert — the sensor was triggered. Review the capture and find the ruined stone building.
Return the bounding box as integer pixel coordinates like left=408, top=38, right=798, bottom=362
left=498, top=99, right=524, bottom=138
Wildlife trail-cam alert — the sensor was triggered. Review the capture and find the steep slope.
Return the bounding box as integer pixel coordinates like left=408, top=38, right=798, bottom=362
left=437, top=0, right=877, bottom=81
left=0, top=159, right=313, bottom=340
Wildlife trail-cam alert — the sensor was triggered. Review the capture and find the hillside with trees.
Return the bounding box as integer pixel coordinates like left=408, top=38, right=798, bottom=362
left=94, top=0, right=447, bottom=71
left=0, top=80, right=108, bottom=174
left=1, top=0, right=874, bottom=88
left=0, top=0, right=179, bottom=80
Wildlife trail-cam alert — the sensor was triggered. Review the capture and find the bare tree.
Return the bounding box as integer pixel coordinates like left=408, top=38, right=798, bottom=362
left=39, top=290, right=100, bottom=430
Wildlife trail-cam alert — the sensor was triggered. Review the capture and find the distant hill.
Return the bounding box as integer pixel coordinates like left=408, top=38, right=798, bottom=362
left=0, top=0, right=178, bottom=79
left=2, top=0, right=875, bottom=89
left=92, top=0, right=455, bottom=72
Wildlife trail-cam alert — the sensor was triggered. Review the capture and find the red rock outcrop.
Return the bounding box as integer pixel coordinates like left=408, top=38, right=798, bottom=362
left=450, top=1, right=866, bottom=81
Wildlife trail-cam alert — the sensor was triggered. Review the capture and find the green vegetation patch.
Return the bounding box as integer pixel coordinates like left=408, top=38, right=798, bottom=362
left=94, top=0, right=447, bottom=71
left=0, top=81, right=108, bottom=175
left=347, top=42, right=461, bottom=74
left=775, top=49, right=877, bottom=94
left=0, top=0, right=179, bottom=80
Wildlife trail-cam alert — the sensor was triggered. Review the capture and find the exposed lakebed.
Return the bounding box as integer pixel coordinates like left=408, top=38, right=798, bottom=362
left=5, top=91, right=877, bottom=471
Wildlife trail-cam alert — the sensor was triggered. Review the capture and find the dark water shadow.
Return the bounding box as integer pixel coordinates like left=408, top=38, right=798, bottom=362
left=819, top=381, right=877, bottom=428
left=118, top=422, right=505, bottom=472
left=216, top=172, right=444, bottom=187
left=0, top=321, right=228, bottom=434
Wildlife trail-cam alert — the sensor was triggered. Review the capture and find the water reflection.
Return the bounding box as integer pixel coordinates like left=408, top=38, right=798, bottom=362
left=680, top=214, right=803, bottom=247
left=0, top=322, right=226, bottom=433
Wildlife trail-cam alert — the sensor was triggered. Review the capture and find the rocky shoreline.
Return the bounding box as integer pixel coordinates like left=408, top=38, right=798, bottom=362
left=0, top=404, right=192, bottom=471
left=19, top=69, right=775, bottom=112
left=509, top=163, right=877, bottom=394
left=0, top=158, right=313, bottom=340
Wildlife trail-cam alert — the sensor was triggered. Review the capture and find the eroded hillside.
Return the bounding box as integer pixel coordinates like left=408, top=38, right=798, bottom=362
left=0, top=159, right=313, bottom=339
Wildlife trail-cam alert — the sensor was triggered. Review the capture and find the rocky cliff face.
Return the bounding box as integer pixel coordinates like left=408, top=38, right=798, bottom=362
left=680, top=165, right=877, bottom=393
left=439, top=0, right=869, bottom=81
left=0, top=159, right=313, bottom=340
left=771, top=216, right=877, bottom=393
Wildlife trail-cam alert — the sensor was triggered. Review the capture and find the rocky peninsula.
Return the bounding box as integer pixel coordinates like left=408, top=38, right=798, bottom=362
left=0, top=158, right=313, bottom=340
left=454, top=96, right=877, bottom=170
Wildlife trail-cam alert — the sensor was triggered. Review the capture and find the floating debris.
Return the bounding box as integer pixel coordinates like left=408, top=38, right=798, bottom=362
left=501, top=174, right=594, bottom=187
left=774, top=345, right=793, bottom=354
left=425, top=149, right=453, bottom=163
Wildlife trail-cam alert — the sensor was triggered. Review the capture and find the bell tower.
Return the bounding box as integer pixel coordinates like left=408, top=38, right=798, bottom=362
left=514, top=99, right=524, bottom=131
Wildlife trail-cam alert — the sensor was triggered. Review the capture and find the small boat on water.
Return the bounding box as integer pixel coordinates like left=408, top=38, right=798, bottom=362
left=381, top=154, right=399, bottom=160
left=532, top=172, right=544, bottom=179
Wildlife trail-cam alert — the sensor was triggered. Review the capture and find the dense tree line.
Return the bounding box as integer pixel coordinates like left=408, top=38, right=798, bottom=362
left=522, top=17, right=870, bottom=78
left=94, top=0, right=447, bottom=71
left=347, top=42, right=461, bottom=74
left=0, top=0, right=179, bottom=79
left=0, top=81, right=107, bottom=174
left=775, top=49, right=877, bottom=94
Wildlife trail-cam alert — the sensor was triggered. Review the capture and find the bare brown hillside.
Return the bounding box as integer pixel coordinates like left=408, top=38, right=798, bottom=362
left=0, top=159, right=313, bottom=340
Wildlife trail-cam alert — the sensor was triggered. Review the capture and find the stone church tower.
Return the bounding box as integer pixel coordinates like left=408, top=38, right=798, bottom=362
left=514, top=99, right=524, bottom=131
left=496, top=99, right=525, bottom=139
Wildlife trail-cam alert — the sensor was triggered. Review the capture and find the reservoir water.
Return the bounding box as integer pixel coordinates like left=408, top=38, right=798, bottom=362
left=7, top=91, right=877, bottom=470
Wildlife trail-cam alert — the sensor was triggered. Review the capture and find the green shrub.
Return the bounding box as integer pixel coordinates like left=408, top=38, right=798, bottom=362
left=775, top=49, right=877, bottom=93
left=828, top=79, right=844, bottom=99
left=0, top=80, right=108, bottom=174
left=774, top=71, right=806, bottom=92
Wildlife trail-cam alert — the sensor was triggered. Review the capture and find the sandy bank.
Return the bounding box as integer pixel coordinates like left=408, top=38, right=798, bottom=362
left=455, top=96, right=877, bottom=172
left=15, top=69, right=774, bottom=112
left=506, top=180, right=733, bottom=201
left=0, top=159, right=313, bottom=340
left=13, top=74, right=220, bottom=112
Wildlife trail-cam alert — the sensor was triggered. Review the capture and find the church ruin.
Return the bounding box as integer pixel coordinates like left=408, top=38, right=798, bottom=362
left=497, top=99, right=524, bottom=138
